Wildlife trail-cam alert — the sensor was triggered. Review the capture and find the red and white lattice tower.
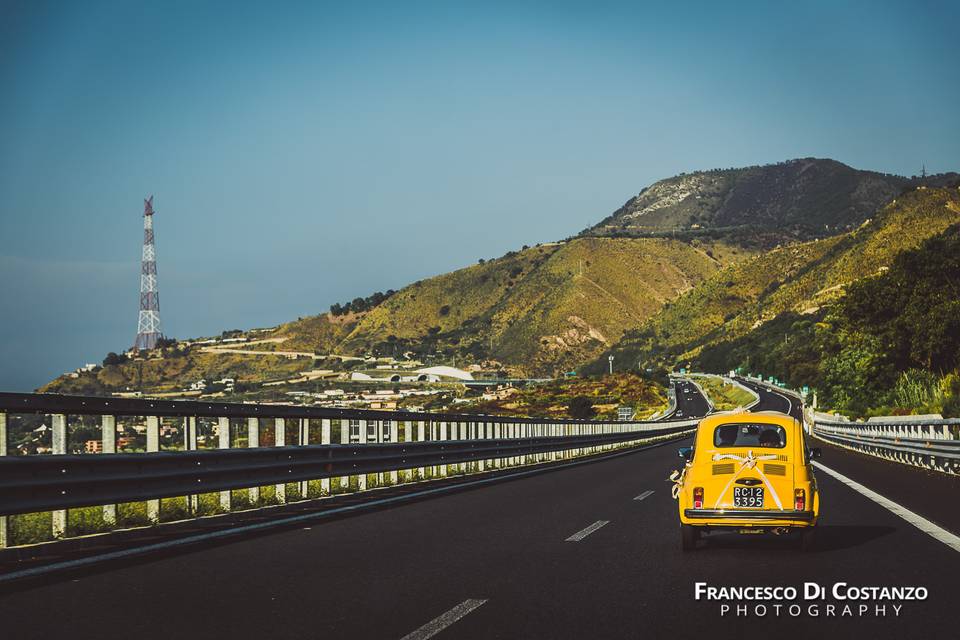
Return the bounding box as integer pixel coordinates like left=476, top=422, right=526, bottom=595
left=133, top=196, right=162, bottom=350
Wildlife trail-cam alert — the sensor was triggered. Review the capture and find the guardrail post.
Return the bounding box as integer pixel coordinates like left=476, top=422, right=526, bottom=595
left=298, top=418, right=309, bottom=498
left=185, top=416, right=199, bottom=513
left=146, top=416, right=160, bottom=523
left=101, top=415, right=117, bottom=525
left=439, top=421, right=448, bottom=477
left=274, top=418, right=286, bottom=504
left=374, top=420, right=385, bottom=486
left=550, top=423, right=557, bottom=461
left=51, top=413, right=68, bottom=538
left=493, top=422, right=502, bottom=468
left=339, top=419, right=350, bottom=493
left=386, top=421, right=398, bottom=485
left=0, top=411, right=6, bottom=548
left=477, top=422, right=486, bottom=472
left=453, top=422, right=463, bottom=475
left=320, top=418, right=331, bottom=496
left=356, top=420, right=370, bottom=492
left=218, top=417, right=231, bottom=512
left=416, top=420, right=426, bottom=480
left=247, top=418, right=260, bottom=504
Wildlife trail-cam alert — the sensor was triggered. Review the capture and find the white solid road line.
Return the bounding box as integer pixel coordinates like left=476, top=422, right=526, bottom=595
left=400, top=599, right=488, bottom=640
left=565, top=520, right=610, bottom=542
left=633, top=490, right=655, bottom=501
left=813, top=461, right=960, bottom=553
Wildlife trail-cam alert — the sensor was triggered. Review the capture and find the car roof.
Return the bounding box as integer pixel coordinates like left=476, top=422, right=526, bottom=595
left=697, top=411, right=800, bottom=430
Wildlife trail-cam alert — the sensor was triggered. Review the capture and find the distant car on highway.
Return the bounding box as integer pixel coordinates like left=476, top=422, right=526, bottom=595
left=673, top=411, right=820, bottom=550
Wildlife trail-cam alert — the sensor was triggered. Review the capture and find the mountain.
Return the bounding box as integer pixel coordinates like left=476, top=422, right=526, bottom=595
left=329, top=236, right=743, bottom=376
left=40, top=160, right=959, bottom=396
left=589, top=186, right=960, bottom=377
left=583, top=158, right=956, bottom=246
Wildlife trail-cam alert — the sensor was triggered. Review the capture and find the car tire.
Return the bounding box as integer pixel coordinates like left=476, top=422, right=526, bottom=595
left=800, top=527, right=816, bottom=552
left=681, top=524, right=700, bottom=551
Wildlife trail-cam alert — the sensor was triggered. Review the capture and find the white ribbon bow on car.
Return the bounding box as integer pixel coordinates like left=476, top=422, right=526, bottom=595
left=711, top=450, right=783, bottom=510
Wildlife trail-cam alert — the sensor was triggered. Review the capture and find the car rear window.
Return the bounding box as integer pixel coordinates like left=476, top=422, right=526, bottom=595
left=713, top=423, right=786, bottom=448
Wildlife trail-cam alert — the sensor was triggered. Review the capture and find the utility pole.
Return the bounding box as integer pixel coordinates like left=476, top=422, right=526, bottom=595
left=134, top=196, right=162, bottom=350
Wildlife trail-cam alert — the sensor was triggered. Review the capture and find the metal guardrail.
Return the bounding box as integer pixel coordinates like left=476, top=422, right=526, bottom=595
left=0, top=391, right=696, bottom=548
left=813, top=418, right=960, bottom=474
left=741, top=375, right=804, bottom=401
left=0, top=427, right=694, bottom=516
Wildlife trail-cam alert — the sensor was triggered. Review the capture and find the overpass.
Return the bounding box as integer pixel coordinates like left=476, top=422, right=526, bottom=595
left=0, top=379, right=958, bottom=639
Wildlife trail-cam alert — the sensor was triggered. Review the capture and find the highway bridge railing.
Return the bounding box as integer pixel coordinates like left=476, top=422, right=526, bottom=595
left=0, top=392, right=697, bottom=549
left=813, top=416, right=960, bottom=475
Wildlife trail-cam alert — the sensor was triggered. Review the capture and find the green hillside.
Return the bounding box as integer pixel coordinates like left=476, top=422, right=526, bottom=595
left=338, top=237, right=746, bottom=375
left=591, top=187, right=960, bottom=374
left=695, top=219, right=960, bottom=418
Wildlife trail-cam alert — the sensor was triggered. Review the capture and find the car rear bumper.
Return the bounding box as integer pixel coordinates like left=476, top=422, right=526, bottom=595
left=683, top=508, right=815, bottom=524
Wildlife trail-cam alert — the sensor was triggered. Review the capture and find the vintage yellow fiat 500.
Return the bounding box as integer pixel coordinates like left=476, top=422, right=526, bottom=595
left=674, top=411, right=820, bottom=550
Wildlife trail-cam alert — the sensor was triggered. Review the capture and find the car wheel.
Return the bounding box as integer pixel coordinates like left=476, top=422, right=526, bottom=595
left=681, top=524, right=700, bottom=551
left=800, top=527, right=816, bottom=552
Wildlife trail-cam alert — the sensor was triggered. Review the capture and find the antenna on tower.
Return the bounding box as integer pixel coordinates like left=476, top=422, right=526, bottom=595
left=921, top=163, right=927, bottom=180
left=134, top=195, right=163, bottom=350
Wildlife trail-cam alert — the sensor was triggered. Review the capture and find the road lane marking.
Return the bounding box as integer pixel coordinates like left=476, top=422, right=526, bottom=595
left=565, top=520, right=610, bottom=541
left=633, top=490, right=655, bottom=501
left=400, top=599, right=487, bottom=640
left=813, top=461, right=960, bottom=553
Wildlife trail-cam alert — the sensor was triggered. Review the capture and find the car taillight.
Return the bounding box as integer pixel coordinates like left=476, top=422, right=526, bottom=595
left=795, top=489, right=805, bottom=511
left=693, top=487, right=704, bottom=509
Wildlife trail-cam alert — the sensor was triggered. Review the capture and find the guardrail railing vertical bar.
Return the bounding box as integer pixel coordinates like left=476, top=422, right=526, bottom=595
left=387, top=420, right=399, bottom=485
left=247, top=417, right=260, bottom=504
left=298, top=418, right=309, bottom=499
left=320, top=418, right=331, bottom=496
left=416, top=420, right=426, bottom=481
left=51, top=413, right=68, bottom=538
left=185, top=416, right=199, bottom=513
left=438, top=421, right=448, bottom=477
left=0, top=410, right=6, bottom=548
left=101, top=414, right=117, bottom=525
left=146, top=414, right=160, bottom=521
left=356, top=421, right=368, bottom=492
left=477, top=421, right=486, bottom=473
left=218, top=417, right=231, bottom=512
left=274, top=418, right=286, bottom=504
left=338, top=419, right=349, bottom=493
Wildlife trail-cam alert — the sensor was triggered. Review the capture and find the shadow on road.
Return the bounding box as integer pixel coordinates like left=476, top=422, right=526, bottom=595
left=806, top=524, right=896, bottom=552
left=701, top=525, right=895, bottom=552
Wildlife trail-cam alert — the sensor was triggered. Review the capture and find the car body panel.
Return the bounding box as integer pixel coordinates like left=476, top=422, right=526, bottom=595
left=677, top=411, right=819, bottom=529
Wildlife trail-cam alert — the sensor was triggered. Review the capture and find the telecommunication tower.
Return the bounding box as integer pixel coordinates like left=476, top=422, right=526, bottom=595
left=134, top=196, right=162, bottom=350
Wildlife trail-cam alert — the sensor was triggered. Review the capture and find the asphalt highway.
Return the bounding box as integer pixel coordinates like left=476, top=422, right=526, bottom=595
left=0, top=383, right=957, bottom=639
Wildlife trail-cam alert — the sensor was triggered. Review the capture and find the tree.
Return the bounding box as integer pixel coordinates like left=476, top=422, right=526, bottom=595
left=567, top=396, right=597, bottom=420
left=439, top=305, right=451, bottom=316
left=155, top=336, right=177, bottom=349
left=103, top=352, right=127, bottom=366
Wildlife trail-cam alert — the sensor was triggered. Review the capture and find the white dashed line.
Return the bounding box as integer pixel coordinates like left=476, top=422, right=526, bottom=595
left=633, top=490, right=655, bottom=501
left=400, top=599, right=488, bottom=640
left=565, top=520, right=610, bottom=542
left=813, top=461, right=960, bottom=553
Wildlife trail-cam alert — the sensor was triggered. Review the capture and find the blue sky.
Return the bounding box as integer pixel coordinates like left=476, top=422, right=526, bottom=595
left=1, top=0, right=958, bottom=391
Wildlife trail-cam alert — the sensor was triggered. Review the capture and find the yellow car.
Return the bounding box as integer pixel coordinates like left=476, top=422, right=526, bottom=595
left=674, top=411, right=820, bottom=551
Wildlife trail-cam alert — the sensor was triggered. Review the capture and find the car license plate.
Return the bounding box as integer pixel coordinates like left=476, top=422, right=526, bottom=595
left=733, top=486, right=764, bottom=508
